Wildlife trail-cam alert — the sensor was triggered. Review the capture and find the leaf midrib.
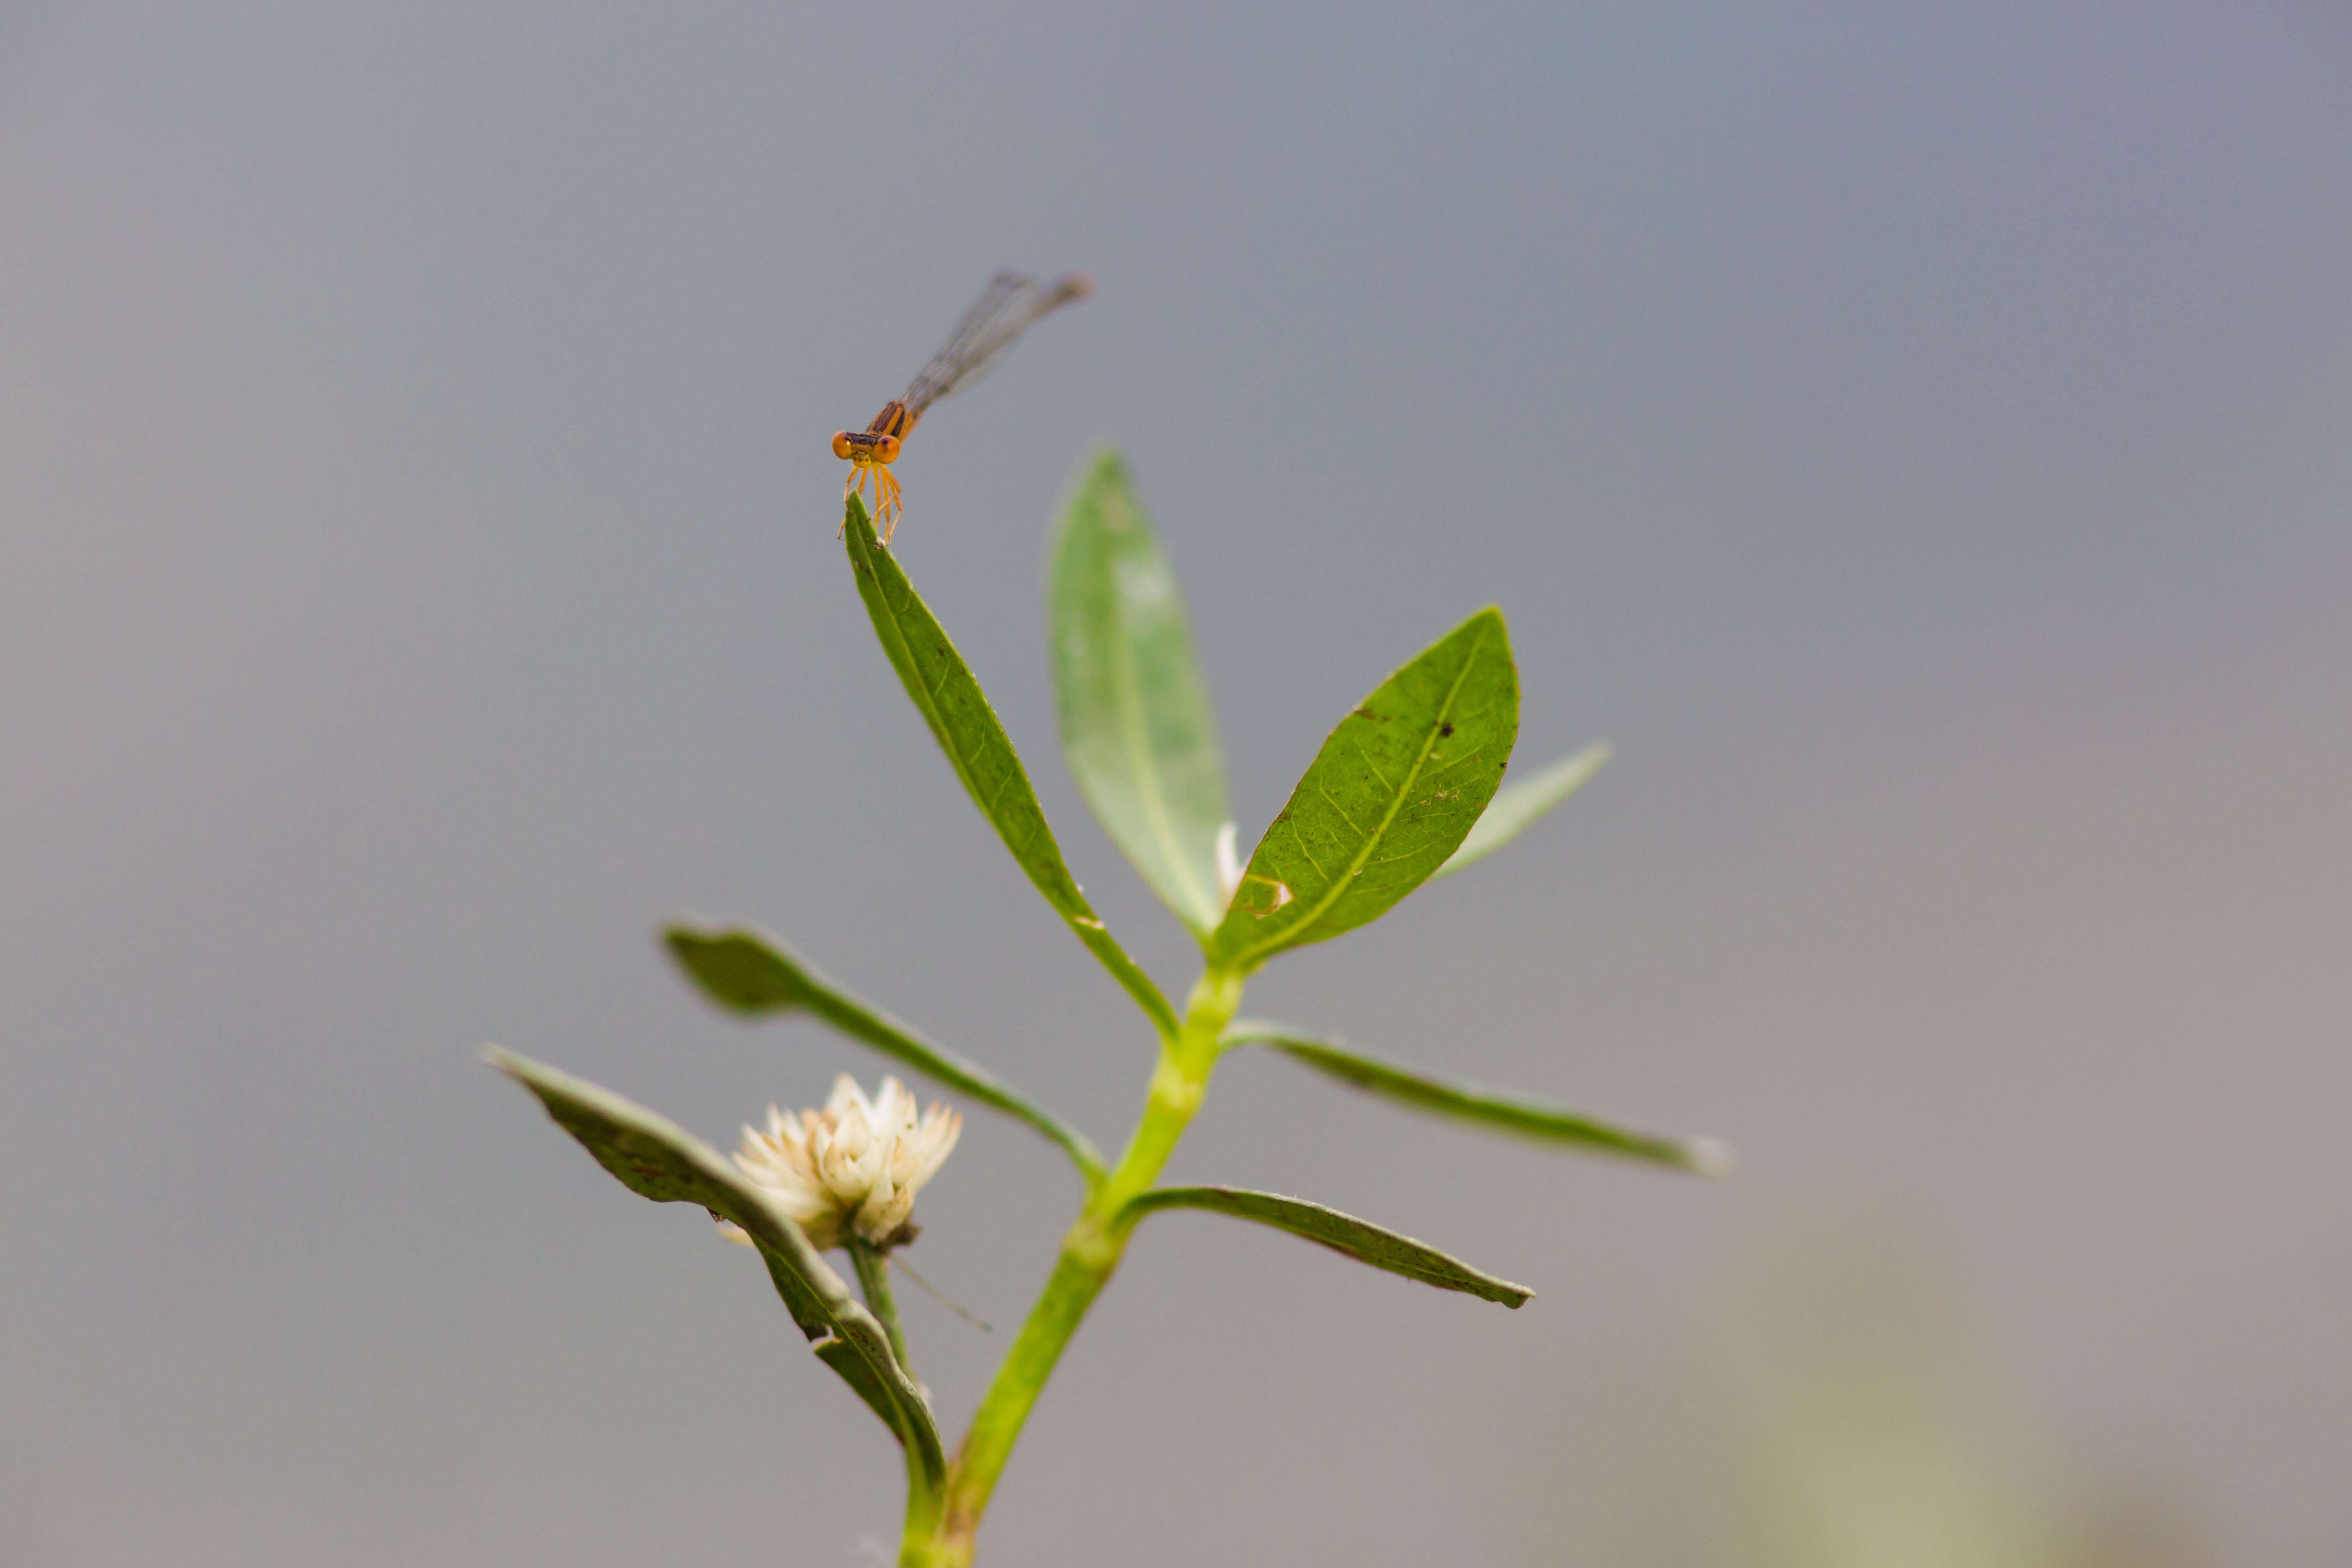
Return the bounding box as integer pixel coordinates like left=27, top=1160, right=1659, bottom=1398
left=871, top=530, right=1054, bottom=886
left=1105, top=563, right=1218, bottom=931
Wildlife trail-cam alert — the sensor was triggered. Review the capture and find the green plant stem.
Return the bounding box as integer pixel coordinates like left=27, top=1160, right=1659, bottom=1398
left=853, top=1236, right=949, bottom=1550
left=850, top=1236, right=913, bottom=1378
left=901, top=966, right=1245, bottom=1568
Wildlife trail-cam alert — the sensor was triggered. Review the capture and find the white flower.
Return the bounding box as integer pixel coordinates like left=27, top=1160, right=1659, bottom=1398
left=719, top=1074, right=961, bottom=1252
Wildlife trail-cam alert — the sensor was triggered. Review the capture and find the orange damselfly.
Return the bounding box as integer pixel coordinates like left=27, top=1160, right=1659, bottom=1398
left=832, top=271, right=1092, bottom=543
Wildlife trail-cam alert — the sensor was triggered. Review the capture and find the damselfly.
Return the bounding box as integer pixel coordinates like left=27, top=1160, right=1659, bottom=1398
left=832, top=271, right=1092, bottom=542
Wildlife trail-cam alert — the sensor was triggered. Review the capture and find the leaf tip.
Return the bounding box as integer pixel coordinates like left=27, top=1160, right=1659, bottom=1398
left=663, top=922, right=806, bottom=1015
left=841, top=492, right=878, bottom=554
left=481, top=1046, right=564, bottom=1114
left=1082, top=443, right=1129, bottom=486
left=1683, top=1136, right=1738, bottom=1178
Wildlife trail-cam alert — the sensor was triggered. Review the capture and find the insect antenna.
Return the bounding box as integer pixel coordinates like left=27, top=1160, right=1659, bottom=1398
left=890, top=1255, right=994, bottom=1332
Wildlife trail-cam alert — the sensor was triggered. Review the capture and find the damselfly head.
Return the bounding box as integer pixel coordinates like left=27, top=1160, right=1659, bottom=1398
left=831, top=430, right=903, bottom=464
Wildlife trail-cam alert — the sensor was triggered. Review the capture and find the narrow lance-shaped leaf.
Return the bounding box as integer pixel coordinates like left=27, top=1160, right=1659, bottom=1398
left=1208, top=607, right=1519, bottom=972
left=1433, top=741, right=1610, bottom=880
left=843, top=497, right=1180, bottom=1040
left=1049, top=450, right=1234, bottom=939
left=664, top=922, right=1106, bottom=1183
left=1118, top=1186, right=1532, bottom=1308
left=1222, top=1021, right=1734, bottom=1176
left=486, top=1049, right=949, bottom=1497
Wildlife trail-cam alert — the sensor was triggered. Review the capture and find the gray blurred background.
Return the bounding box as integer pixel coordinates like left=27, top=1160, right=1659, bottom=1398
left=3, top=2, right=2347, bottom=1564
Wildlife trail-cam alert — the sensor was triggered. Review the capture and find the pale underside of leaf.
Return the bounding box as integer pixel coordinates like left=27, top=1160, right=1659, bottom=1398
left=1049, top=449, right=1233, bottom=938
left=1223, top=1021, right=1733, bottom=1175
left=1207, top=607, right=1519, bottom=971
left=1118, top=1185, right=1532, bottom=1307
left=486, top=1047, right=948, bottom=1494
left=663, top=922, right=1106, bottom=1182
left=842, top=496, right=1178, bottom=1038
left=1433, top=741, right=1610, bottom=880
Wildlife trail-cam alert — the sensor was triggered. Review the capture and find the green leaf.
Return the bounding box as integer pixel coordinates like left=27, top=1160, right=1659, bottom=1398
left=1223, top=1021, right=1733, bottom=1175
left=1118, top=1186, right=1532, bottom=1307
left=664, top=922, right=1106, bottom=1183
left=843, top=496, right=1180, bottom=1040
left=1049, top=450, right=1234, bottom=939
left=1433, top=741, right=1610, bottom=880
left=486, top=1048, right=948, bottom=1495
left=1206, top=607, right=1519, bottom=971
